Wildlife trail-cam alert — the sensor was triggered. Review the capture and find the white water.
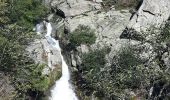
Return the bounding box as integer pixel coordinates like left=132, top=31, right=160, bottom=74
left=40, top=22, right=78, bottom=100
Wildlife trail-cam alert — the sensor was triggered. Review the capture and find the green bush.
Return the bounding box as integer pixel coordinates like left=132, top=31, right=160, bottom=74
left=77, top=46, right=147, bottom=99
left=0, top=0, right=49, bottom=99
left=69, top=25, right=96, bottom=46
left=158, top=20, right=170, bottom=42
left=81, top=48, right=107, bottom=77
left=77, top=47, right=111, bottom=97
left=8, top=0, right=47, bottom=29
left=116, top=46, right=142, bottom=69
left=76, top=21, right=170, bottom=99
left=0, top=35, right=24, bottom=72
left=112, top=46, right=144, bottom=89
left=14, top=64, right=49, bottom=92
left=102, top=0, right=142, bottom=10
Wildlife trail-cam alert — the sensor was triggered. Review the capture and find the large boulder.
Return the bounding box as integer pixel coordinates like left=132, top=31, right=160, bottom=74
left=48, top=8, right=131, bottom=68
left=26, top=38, right=62, bottom=75
left=127, top=0, right=170, bottom=33
left=47, top=0, right=170, bottom=99
left=65, top=9, right=132, bottom=58
left=26, top=37, right=62, bottom=89
left=51, top=0, right=102, bottom=17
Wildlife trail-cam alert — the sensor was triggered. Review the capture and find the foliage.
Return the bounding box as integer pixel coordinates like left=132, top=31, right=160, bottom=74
left=69, top=25, right=96, bottom=46
left=0, top=35, right=23, bottom=72
left=0, top=0, right=49, bottom=99
left=77, top=47, right=111, bottom=97
left=14, top=64, right=49, bottom=92
left=8, top=0, right=47, bottom=29
left=81, top=48, right=107, bottom=79
left=116, top=46, right=142, bottom=69
left=111, top=46, right=144, bottom=89
left=158, top=20, right=170, bottom=43
left=76, top=21, right=170, bottom=99
left=77, top=45, right=152, bottom=99
left=0, top=0, right=9, bottom=25
left=102, top=0, right=142, bottom=10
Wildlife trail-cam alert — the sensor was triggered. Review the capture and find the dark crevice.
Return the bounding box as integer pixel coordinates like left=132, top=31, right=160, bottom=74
left=135, top=0, right=143, bottom=10
left=120, top=27, right=145, bottom=41
left=129, top=0, right=143, bottom=20
left=51, top=7, right=66, bottom=18
left=143, top=10, right=155, bottom=16
left=55, top=9, right=66, bottom=18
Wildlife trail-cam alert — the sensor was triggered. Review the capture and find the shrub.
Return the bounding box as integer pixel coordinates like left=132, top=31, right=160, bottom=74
left=112, top=46, right=144, bottom=89
left=0, top=34, right=27, bottom=72
left=81, top=48, right=107, bottom=77
left=8, top=0, right=47, bottom=29
left=115, top=0, right=141, bottom=10
left=76, top=22, right=170, bottom=99
left=14, top=64, right=49, bottom=92
left=116, top=46, right=142, bottom=69
left=0, top=0, right=49, bottom=99
left=102, top=0, right=142, bottom=10
left=69, top=25, right=96, bottom=46
left=77, top=47, right=110, bottom=97
left=77, top=46, right=146, bottom=99
left=158, top=20, right=170, bottom=43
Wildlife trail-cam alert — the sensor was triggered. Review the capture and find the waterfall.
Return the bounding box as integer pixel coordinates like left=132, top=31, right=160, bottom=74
left=39, top=21, right=78, bottom=100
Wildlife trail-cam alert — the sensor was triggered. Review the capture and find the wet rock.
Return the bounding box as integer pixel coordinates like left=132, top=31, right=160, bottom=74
left=26, top=38, right=62, bottom=75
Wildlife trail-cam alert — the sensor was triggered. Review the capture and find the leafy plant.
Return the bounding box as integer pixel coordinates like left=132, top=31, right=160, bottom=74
left=102, top=0, right=142, bottom=10
left=69, top=25, right=96, bottom=46
left=77, top=47, right=111, bottom=97
left=8, top=0, right=47, bottom=29
left=0, top=0, right=49, bottom=99
left=159, top=20, right=170, bottom=42
left=14, top=64, right=49, bottom=92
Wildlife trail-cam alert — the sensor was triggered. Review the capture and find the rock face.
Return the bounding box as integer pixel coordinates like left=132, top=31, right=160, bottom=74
left=0, top=72, right=16, bottom=100
left=26, top=37, right=62, bottom=75
left=127, top=0, right=170, bottom=33
left=66, top=9, right=132, bottom=59
left=44, top=0, right=170, bottom=99
left=51, top=0, right=102, bottom=17
left=26, top=37, right=62, bottom=99
left=48, top=1, right=132, bottom=99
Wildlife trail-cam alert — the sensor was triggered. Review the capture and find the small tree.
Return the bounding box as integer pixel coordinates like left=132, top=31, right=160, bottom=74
left=69, top=25, right=96, bottom=46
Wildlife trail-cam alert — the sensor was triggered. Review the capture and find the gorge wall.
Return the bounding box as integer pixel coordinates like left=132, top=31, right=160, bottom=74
left=3, top=0, right=168, bottom=99
left=44, top=0, right=170, bottom=99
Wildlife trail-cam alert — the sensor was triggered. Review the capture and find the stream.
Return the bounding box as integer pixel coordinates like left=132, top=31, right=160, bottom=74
left=36, top=21, right=78, bottom=100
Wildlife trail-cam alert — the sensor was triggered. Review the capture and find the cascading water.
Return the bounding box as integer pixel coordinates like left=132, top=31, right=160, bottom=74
left=41, top=21, right=78, bottom=100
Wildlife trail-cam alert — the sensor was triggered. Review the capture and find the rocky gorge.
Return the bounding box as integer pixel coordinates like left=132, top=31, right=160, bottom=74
left=42, top=0, right=170, bottom=99
left=1, top=0, right=170, bottom=99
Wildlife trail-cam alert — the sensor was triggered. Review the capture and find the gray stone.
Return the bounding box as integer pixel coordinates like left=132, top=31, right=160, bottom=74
left=26, top=38, right=62, bottom=75
left=127, top=0, right=170, bottom=33
left=65, top=9, right=131, bottom=58
left=71, top=53, right=77, bottom=67
left=51, top=0, right=101, bottom=17
left=93, top=0, right=103, bottom=3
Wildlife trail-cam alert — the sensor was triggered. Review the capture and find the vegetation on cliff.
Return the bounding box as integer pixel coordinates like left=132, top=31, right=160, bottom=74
left=71, top=20, right=170, bottom=99
left=0, top=0, right=49, bottom=99
left=102, top=0, right=142, bottom=10
left=69, top=25, right=96, bottom=47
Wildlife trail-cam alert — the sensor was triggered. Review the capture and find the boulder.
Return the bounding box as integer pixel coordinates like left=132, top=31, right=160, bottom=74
left=51, top=0, right=102, bottom=17
left=26, top=38, right=62, bottom=75
left=65, top=9, right=131, bottom=57
left=127, top=0, right=170, bottom=33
